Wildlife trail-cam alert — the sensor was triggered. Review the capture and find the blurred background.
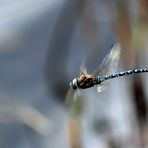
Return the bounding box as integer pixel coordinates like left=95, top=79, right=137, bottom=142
left=0, top=0, right=147, bottom=148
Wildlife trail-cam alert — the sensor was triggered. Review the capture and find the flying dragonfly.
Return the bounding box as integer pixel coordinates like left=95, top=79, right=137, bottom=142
left=66, top=43, right=148, bottom=103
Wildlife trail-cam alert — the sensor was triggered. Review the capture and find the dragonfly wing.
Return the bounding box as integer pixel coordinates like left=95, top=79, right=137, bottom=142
left=93, top=43, right=121, bottom=77
left=65, top=58, right=86, bottom=105
left=96, top=81, right=108, bottom=92
left=93, top=43, right=121, bottom=92
left=65, top=87, right=75, bottom=104
left=65, top=87, right=81, bottom=105
left=79, top=57, right=87, bottom=75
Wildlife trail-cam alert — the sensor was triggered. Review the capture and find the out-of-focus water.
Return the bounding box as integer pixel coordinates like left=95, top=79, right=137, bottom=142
left=0, top=0, right=147, bottom=148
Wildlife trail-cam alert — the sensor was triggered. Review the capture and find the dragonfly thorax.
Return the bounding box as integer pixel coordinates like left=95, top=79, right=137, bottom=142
left=77, top=74, right=96, bottom=89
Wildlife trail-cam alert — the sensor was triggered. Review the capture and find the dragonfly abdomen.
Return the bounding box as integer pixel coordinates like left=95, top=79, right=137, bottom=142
left=96, top=69, right=148, bottom=84
left=105, top=69, right=148, bottom=81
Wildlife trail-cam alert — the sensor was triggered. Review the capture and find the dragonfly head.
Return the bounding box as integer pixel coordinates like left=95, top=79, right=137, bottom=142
left=70, top=78, right=77, bottom=90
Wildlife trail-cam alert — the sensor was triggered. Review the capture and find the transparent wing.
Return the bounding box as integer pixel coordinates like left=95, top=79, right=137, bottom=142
left=96, top=81, right=108, bottom=92
left=65, top=58, right=86, bottom=106
left=93, top=43, right=121, bottom=92
left=79, top=57, right=87, bottom=75
left=65, top=87, right=81, bottom=105
left=65, top=87, right=75, bottom=105
left=93, top=43, right=121, bottom=77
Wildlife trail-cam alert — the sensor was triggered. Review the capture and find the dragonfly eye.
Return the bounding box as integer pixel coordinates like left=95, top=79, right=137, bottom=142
left=70, top=78, right=77, bottom=90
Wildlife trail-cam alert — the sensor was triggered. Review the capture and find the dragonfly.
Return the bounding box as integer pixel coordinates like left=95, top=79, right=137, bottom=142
left=66, top=43, right=148, bottom=103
